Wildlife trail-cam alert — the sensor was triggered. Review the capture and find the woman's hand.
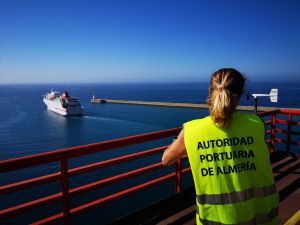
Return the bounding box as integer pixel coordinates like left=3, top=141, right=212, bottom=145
left=161, top=129, right=187, bottom=166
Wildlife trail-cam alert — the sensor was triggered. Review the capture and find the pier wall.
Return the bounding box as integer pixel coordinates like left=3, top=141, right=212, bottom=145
left=90, top=98, right=281, bottom=112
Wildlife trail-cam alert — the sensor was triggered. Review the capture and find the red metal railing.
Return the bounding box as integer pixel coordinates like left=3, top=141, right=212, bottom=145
left=1, top=109, right=299, bottom=224
left=0, top=127, right=185, bottom=224
left=259, top=109, right=300, bottom=155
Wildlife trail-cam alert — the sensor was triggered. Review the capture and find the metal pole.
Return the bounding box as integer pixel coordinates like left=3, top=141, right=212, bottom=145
left=270, top=114, right=276, bottom=154
left=254, top=97, right=258, bottom=114
left=175, top=159, right=182, bottom=194
left=286, top=114, right=292, bottom=153
left=60, top=159, right=71, bottom=225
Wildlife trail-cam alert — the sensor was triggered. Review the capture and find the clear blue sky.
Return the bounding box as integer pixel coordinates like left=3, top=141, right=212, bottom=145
left=0, top=0, right=299, bottom=83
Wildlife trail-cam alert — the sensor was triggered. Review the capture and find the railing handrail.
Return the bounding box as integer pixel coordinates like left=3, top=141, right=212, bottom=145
left=0, top=146, right=168, bottom=195
left=258, top=108, right=300, bottom=117
left=0, top=127, right=181, bottom=172
left=258, top=109, right=280, bottom=117
left=278, top=108, right=300, bottom=115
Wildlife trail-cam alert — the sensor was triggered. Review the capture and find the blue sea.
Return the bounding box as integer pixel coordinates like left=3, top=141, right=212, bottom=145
left=0, top=82, right=299, bottom=224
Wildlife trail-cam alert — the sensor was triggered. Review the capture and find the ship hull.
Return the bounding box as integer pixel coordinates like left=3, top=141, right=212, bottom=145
left=43, top=99, right=83, bottom=116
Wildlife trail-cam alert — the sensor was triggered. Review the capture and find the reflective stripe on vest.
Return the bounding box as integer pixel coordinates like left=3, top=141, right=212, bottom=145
left=196, top=206, right=278, bottom=225
left=197, top=184, right=276, bottom=205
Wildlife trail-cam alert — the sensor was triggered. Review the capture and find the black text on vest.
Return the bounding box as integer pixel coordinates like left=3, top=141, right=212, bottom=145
left=197, top=136, right=254, bottom=150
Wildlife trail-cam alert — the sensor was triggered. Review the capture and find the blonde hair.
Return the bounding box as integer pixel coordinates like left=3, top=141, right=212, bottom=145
left=207, top=68, right=245, bottom=128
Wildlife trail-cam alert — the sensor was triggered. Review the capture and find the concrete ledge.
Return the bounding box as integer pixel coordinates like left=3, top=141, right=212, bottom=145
left=91, top=98, right=284, bottom=112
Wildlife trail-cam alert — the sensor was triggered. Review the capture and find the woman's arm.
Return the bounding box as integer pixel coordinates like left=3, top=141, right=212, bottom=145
left=161, top=129, right=187, bottom=166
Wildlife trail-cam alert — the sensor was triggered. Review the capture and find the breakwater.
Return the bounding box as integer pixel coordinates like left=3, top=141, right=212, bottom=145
left=90, top=98, right=280, bottom=112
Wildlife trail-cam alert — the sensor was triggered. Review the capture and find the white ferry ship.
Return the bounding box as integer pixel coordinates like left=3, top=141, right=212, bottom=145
left=43, top=90, right=84, bottom=116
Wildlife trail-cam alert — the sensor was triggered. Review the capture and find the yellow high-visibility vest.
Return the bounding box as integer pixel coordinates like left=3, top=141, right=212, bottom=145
left=184, top=112, right=279, bottom=225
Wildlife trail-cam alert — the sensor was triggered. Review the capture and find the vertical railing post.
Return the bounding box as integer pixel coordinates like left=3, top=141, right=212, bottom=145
left=60, top=159, right=71, bottom=225
left=175, top=159, right=182, bottom=193
left=286, top=114, right=292, bottom=153
left=270, top=113, right=276, bottom=154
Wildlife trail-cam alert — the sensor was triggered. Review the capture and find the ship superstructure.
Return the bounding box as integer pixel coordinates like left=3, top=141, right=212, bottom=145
left=43, top=90, right=83, bottom=116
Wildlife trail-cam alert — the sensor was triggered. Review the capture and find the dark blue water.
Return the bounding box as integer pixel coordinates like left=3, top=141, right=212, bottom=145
left=0, top=82, right=299, bottom=224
